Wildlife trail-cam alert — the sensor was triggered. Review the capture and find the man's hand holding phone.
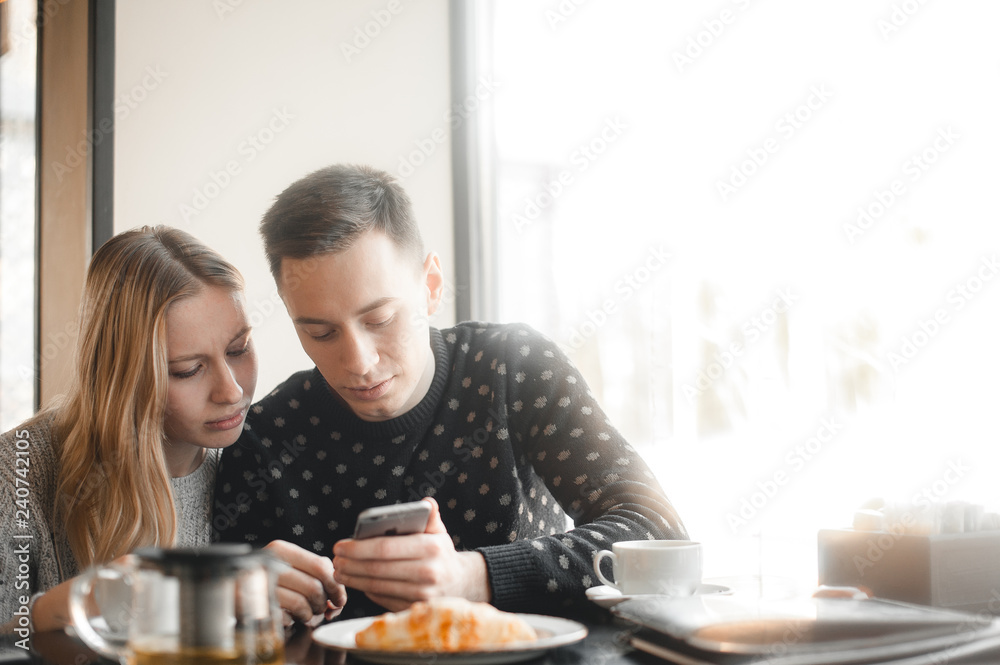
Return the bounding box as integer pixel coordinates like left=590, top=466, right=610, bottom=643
left=333, top=497, right=491, bottom=612
left=353, top=500, right=433, bottom=539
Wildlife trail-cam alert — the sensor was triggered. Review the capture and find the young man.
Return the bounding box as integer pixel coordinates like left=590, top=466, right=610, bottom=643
left=214, top=164, right=688, bottom=619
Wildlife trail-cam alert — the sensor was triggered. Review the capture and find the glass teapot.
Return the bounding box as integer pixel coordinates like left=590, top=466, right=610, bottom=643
left=68, top=543, right=284, bottom=665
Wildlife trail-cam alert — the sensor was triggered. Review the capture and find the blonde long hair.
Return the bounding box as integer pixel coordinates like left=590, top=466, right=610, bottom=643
left=53, top=226, right=244, bottom=568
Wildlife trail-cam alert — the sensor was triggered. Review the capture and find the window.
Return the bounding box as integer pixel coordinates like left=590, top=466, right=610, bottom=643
left=474, top=1, right=1000, bottom=587
left=0, top=0, right=38, bottom=431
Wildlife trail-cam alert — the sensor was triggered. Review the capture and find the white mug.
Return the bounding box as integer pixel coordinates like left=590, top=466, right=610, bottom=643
left=593, top=540, right=702, bottom=596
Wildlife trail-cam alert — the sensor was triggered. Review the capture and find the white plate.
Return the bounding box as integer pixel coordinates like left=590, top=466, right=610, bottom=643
left=585, top=583, right=732, bottom=609
left=312, top=613, right=588, bottom=665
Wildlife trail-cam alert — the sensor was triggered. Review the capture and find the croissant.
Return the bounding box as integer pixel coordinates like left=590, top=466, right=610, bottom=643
left=355, top=597, right=538, bottom=651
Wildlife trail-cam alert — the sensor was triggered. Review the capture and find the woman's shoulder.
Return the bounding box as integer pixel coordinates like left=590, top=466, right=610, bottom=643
left=0, top=411, right=61, bottom=512
left=1, top=410, right=58, bottom=454
left=1, top=410, right=62, bottom=499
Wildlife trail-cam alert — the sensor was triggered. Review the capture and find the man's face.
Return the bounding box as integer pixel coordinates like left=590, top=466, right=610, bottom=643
left=279, top=231, right=443, bottom=422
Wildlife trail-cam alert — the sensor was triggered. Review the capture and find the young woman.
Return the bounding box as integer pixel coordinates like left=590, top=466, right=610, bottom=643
left=0, top=226, right=344, bottom=634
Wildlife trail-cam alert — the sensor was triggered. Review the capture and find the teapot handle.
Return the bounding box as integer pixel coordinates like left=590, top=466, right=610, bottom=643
left=68, top=565, right=129, bottom=661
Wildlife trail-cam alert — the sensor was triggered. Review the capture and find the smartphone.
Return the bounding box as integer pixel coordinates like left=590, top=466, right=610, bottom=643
left=353, top=501, right=432, bottom=539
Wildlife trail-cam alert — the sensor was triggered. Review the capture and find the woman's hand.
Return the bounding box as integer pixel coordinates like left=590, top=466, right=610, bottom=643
left=27, top=578, right=74, bottom=634
left=28, top=553, right=134, bottom=634
left=264, top=540, right=348, bottom=626
left=332, top=497, right=491, bottom=611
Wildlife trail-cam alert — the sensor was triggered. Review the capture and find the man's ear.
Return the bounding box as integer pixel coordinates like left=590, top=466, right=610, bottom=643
left=422, top=252, right=444, bottom=316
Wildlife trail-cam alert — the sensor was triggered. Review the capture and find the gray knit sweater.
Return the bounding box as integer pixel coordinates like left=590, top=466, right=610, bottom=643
left=0, top=415, right=218, bottom=631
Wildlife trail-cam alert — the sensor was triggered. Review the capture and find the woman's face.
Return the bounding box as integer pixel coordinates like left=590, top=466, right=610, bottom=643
left=163, top=285, right=257, bottom=471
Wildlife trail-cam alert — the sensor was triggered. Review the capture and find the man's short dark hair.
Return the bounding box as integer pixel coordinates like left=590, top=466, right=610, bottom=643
left=259, top=164, right=425, bottom=284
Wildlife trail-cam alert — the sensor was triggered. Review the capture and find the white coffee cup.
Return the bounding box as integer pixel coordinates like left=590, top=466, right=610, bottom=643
left=592, top=540, right=702, bottom=596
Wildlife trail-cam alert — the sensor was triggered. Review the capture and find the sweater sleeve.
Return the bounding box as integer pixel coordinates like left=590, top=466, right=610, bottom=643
left=476, top=325, right=688, bottom=613
left=0, top=417, right=65, bottom=633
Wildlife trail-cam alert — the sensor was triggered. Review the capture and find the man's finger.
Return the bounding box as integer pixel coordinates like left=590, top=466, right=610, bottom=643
left=365, top=592, right=412, bottom=613
left=337, top=570, right=430, bottom=603
left=422, top=497, right=447, bottom=535
left=335, top=532, right=443, bottom=563
left=340, top=556, right=444, bottom=586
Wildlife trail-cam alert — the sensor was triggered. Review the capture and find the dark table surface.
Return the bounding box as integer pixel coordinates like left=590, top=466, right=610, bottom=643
left=11, top=577, right=1000, bottom=665
left=15, top=619, right=1000, bottom=665
left=4, top=615, right=648, bottom=665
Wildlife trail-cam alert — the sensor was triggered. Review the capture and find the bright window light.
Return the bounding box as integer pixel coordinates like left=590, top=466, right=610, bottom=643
left=0, top=0, right=38, bottom=432
left=484, top=0, right=1000, bottom=587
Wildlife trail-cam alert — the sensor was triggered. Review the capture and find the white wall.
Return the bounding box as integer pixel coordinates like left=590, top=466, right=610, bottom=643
left=114, top=0, right=456, bottom=394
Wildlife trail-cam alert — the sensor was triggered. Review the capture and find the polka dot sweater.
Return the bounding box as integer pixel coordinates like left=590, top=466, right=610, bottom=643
left=213, top=322, right=687, bottom=618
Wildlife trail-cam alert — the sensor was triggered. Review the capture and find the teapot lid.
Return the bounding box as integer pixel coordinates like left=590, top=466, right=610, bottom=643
left=133, top=544, right=267, bottom=577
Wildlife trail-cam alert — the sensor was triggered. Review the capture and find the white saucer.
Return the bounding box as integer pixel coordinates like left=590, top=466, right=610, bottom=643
left=312, top=613, right=587, bottom=664
left=585, top=583, right=732, bottom=609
